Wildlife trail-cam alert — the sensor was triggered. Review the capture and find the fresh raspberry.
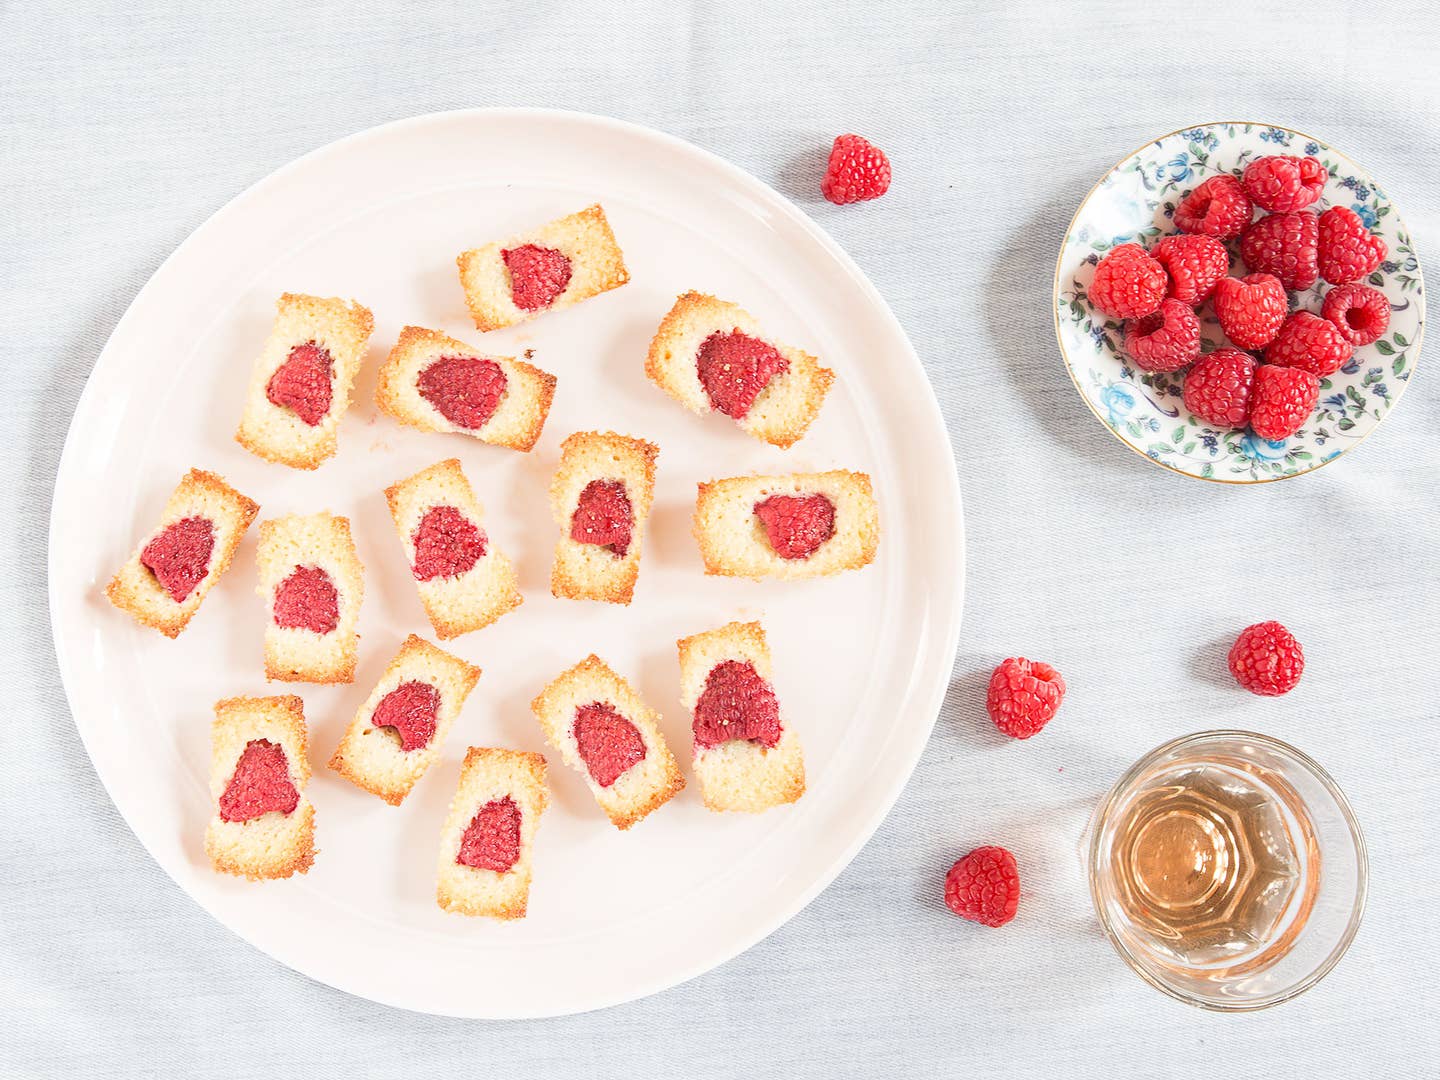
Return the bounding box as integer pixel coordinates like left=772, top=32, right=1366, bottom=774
left=692, top=660, right=782, bottom=749
left=573, top=703, right=647, bottom=787
left=1240, top=211, right=1319, bottom=291
left=371, top=681, right=441, bottom=752
left=1242, top=156, right=1327, bottom=212
left=1212, top=274, right=1288, bottom=350
left=218, top=739, right=299, bottom=822
left=1227, top=621, right=1305, bottom=696
left=1123, top=298, right=1201, bottom=372
left=570, top=479, right=634, bottom=556
left=502, top=244, right=572, bottom=310
left=140, top=516, right=215, bottom=603
left=985, top=657, right=1065, bottom=739
left=1173, top=174, right=1252, bottom=239
left=944, top=846, right=1020, bottom=928
left=696, top=330, right=790, bottom=418
left=410, top=505, right=486, bottom=581
left=272, top=565, right=339, bottom=635
left=1183, top=348, right=1256, bottom=429
left=753, top=493, right=836, bottom=559
left=1249, top=364, right=1319, bottom=441
left=1322, top=283, right=1391, bottom=346
left=821, top=133, right=891, bottom=204
left=1151, top=233, right=1229, bottom=306
left=456, top=797, right=521, bottom=871
left=265, top=342, right=333, bottom=426
left=1263, top=311, right=1353, bottom=377
left=1317, top=207, right=1387, bottom=285
left=417, top=355, right=508, bottom=430
left=1089, top=243, right=1168, bottom=320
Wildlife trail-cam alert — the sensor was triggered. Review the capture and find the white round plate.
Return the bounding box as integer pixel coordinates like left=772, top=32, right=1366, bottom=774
left=48, top=110, right=963, bottom=1018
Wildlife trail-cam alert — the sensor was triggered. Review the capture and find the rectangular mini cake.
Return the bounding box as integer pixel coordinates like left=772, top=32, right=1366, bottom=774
left=205, top=695, right=316, bottom=880
left=256, top=512, right=364, bottom=683
left=530, top=655, right=684, bottom=830
left=677, top=621, right=805, bottom=813
left=235, top=292, right=374, bottom=470
left=375, top=325, right=556, bottom=452
left=105, top=468, right=259, bottom=638
left=693, top=469, right=879, bottom=580
left=457, top=204, right=629, bottom=331
left=645, top=291, right=834, bottom=448
left=385, top=458, right=522, bottom=639
left=436, top=747, right=549, bottom=919
left=329, top=634, right=482, bottom=805
left=550, top=431, right=658, bottom=605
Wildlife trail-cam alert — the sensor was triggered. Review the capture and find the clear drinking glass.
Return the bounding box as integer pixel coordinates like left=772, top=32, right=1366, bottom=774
left=1087, top=730, right=1367, bottom=1010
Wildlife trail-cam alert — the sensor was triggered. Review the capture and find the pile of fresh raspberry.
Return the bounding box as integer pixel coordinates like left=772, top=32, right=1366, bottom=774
left=1088, top=154, right=1390, bottom=443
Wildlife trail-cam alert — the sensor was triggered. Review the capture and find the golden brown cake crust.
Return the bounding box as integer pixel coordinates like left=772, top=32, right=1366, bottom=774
left=375, top=325, right=556, bottom=452
left=105, top=468, right=259, bottom=639
left=549, top=431, right=659, bottom=605
left=457, top=204, right=629, bottom=332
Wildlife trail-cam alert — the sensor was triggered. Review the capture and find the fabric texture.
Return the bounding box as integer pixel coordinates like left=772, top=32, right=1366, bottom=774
left=2, top=1, right=1437, bottom=1075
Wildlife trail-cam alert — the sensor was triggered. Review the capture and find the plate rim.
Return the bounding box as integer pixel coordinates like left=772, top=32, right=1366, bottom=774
left=1052, top=118, right=1427, bottom=485
left=45, top=107, right=965, bottom=1017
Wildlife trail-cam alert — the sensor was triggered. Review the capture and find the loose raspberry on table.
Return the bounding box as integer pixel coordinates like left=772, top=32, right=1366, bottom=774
left=1264, top=311, right=1352, bottom=377
left=417, top=355, right=508, bottom=430
left=1317, top=207, right=1387, bottom=285
left=503, top=244, right=572, bottom=310
left=1089, top=243, right=1168, bottom=320
left=1173, top=174, right=1252, bottom=239
left=944, top=846, right=1021, bottom=928
left=1151, top=233, right=1229, bottom=306
left=1228, top=621, right=1304, bottom=696
left=1242, top=155, right=1327, bottom=212
left=1183, top=348, right=1256, bottom=430
left=1240, top=211, right=1319, bottom=292
left=265, top=342, right=333, bottom=426
left=1213, top=274, right=1288, bottom=350
left=753, top=493, right=836, bottom=559
left=821, top=133, right=891, bottom=204
left=1249, top=364, right=1319, bottom=441
left=1322, top=283, right=1391, bottom=346
left=985, top=657, right=1065, bottom=739
left=141, top=516, right=216, bottom=603
left=371, top=680, right=442, bottom=752
left=696, top=330, right=790, bottom=419
left=1123, top=298, right=1200, bottom=372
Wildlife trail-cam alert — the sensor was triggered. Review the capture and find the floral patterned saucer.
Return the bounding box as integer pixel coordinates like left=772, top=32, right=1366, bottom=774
left=1054, top=121, right=1424, bottom=482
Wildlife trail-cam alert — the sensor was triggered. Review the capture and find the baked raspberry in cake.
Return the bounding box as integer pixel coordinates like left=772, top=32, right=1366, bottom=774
left=205, top=695, right=316, bottom=880
left=436, top=747, right=548, bottom=919
left=693, top=470, right=879, bottom=580
left=105, top=468, right=259, bottom=638
left=456, top=205, right=629, bottom=332
left=645, top=292, right=835, bottom=448
left=375, top=326, right=557, bottom=451
left=329, top=634, right=482, bottom=805
left=549, top=431, right=658, bottom=605
left=235, top=293, right=374, bottom=469
left=530, top=654, right=684, bottom=830
left=677, top=621, right=805, bottom=813
left=257, top=512, right=364, bottom=683
left=385, top=458, right=522, bottom=639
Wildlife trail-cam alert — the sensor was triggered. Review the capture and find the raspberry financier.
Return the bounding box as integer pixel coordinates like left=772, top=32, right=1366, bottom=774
left=376, top=326, right=556, bottom=451
left=436, top=748, right=548, bottom=919
left=530, top=655, right=684, bottom=829
left=205, top=695, right=316, bottom=880
left=235, top=293, right=374, bottom=469
left=257, top=512, right=363, bottom=683
left=694, top=470, right=879, bottom=579
left=105, top=468, right=258, bottom=638
left=457, top=204, right=629, bottom=331
left=329, top=635, right=482, bottom=805
left=646, top=292, right=834, bottom=448
left=550, top=431, right=658, bottom=604
left=678, top=622, right=805, bottom=812
left=385, top=458, right=522, bottom=639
